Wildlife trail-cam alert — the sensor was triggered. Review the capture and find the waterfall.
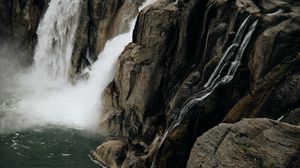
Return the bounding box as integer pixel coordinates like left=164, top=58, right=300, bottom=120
left=151, top=17, right=258, bottom=167
left=33, top=0, right=81, bottom=80
left=0, top=0, right=157, bottom=133
left=87, top=0, right=158, bottom=166
left=0, top=0, right=82, bottom=133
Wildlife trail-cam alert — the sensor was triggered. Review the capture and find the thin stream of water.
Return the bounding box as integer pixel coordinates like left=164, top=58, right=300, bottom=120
left=151, top=17, right=258, bottom=168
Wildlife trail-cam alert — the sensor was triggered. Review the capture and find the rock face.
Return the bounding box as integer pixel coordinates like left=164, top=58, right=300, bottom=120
left=0, top=0, right=49, bottom=54
left=101, top=0, right=182, bottom=138
left=92, top=140, right=128, bottom=168
left=187, top=118, right=300, bottom=168
left=99, top=0, right=300, bottom=167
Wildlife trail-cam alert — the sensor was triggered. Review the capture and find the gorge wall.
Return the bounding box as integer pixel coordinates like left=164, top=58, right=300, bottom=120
left=0, top=0, right=49, bottom=66
left=0, top=0, right=49, bottom=46
left=1, top=0, right=300, bottom=168
left=98, top=0, right=300, bottom=167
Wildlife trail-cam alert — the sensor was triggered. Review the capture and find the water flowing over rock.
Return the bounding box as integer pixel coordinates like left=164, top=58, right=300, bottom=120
left=187, top=118, right=300, bottom=168
left=99, top=0, right=300, bottom=167
left=34, top=0, right=82, bottom=79
left=1, top=0, right=300, bottom=167
left=70, top=0, right=143, bottom=79
left=0, top=0, right=147, bottom=132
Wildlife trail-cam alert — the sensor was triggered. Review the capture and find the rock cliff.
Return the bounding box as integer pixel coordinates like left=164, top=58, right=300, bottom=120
left=99, top=0, right=300, bottom=167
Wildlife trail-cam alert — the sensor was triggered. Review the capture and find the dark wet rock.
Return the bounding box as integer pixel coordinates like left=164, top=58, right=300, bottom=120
left=0, top=0, right=49, bottom=54
left=223, top=58, right=300, bottom=123
left=187, top=118, right=300, bottom=168
left=282, top=108, right=300, bottom=125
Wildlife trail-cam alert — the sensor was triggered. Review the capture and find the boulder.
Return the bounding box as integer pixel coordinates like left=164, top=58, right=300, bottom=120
left=92, top=140, right=128, bottom=168
left=187, top=118, right=300, bottom=168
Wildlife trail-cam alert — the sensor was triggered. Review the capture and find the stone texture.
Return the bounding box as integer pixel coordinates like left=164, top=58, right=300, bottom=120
left=187, top=118, right=300, bottom=168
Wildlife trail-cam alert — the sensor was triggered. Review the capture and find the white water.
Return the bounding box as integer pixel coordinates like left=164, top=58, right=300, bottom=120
left=34, top=0, right=82, bottom=80
left=151, top=17, right=258, bottom=168
left=0, top=0, right=156, bottom=133
left=267, top=9, right=284, bottom=16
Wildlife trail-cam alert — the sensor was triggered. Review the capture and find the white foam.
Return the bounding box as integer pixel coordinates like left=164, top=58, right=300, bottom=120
left=0, top=0, right=157, bottom=133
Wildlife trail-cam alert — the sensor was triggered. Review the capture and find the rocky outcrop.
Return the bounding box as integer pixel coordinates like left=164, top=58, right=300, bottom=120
left=99, top=0, right=300, bottom=167
left=187, top=118, right=300, bottom=168
left=100, top=0, right=182, bottom=139
left=92, top=140, right=128, bottom=168
left=92, top=134, right=161, bottom=168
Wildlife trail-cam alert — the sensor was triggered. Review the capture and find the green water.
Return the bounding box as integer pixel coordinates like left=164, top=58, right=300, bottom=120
left=0, top=127, right=102, bottom=168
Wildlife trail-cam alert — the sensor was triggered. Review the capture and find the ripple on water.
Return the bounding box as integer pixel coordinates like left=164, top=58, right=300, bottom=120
left=0, top=127, right=103, bottom=168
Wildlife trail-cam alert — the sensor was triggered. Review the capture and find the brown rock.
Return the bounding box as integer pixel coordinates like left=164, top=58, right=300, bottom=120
left=94, top=0, right=300, bottom=167
left=101, top=0, right=180, bottom=139
left=187, top=118, right=300, bottom=168
left=92, top=140, right=128, bottom=168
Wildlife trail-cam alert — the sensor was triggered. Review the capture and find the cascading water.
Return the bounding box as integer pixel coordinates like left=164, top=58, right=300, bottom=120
left=1, top=0, right=156, bottom=167
left=0, top=0, right=155, bottom=133
left=151, top=17, right=258, bottom=167
left=0, top=0, right=84, bottom=133
left=0, top=1, right=99, bottom=166
left=86, top=0, right=159, bottom=166
left=34, top=0, right=82, bottom=80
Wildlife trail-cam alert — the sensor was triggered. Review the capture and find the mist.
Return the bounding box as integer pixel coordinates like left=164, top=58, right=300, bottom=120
left=0, top=0, right=154, bottom=135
